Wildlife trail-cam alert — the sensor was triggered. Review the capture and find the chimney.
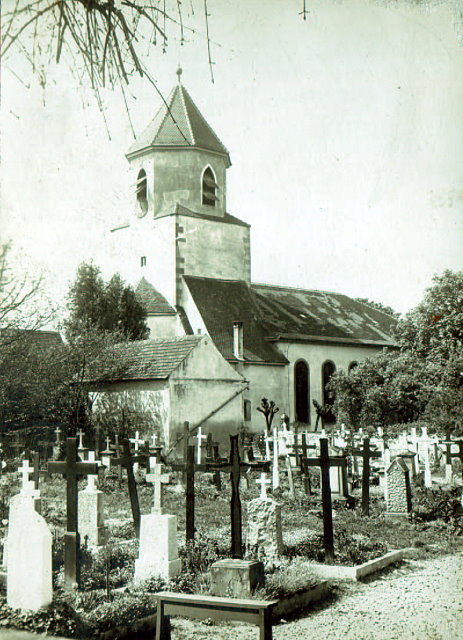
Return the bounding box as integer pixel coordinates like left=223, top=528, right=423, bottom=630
left=233, top=321, right=244, bottom=360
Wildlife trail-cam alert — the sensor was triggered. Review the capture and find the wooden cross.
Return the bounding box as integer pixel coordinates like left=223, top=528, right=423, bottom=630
left=169, top=445, right=209, bottom=541
left=112, top=438, right=147, bottom=538
left=300, top=433, right=317, bottom=495
left=256, top=472, right=271, bottom=499
left=47, top=437, right=99, bottom=589
left=110, top=435, right=123, bottom=482
left=205, top=441, right=226, bottom=491
left=345, top=438, right=380, bottom=516
left=146, top=463, right=170, bottom=514
left=439, top=439, right=463, bottom=485
left=207, top=435, right=270, bottom=559
left=195, top=426, right=207, bottom=464
left=302, top=438, right=347, bottom=562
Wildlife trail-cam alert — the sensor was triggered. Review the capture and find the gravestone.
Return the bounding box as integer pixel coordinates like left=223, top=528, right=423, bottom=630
left=385, top=457, right=412, bottom=519
left=134, top=462, right=180, bottom=582
left=100, top=437, right=115, bottom=469
left=78, top=452, right=105, bottom=547
left=7, top=498, right=52, bottom=611
left=247, top=473, right=283, bottom=566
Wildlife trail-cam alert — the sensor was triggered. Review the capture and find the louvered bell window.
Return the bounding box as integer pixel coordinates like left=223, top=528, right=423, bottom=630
left=202, top=167, right=218, bottom=206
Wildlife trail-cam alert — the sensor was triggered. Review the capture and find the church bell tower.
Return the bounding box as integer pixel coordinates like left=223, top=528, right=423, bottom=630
left=110, top=69, right=251, bottom=310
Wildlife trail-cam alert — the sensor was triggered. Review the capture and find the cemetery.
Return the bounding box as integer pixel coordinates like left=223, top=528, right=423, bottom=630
left=0, top=420, right=461, bottom=639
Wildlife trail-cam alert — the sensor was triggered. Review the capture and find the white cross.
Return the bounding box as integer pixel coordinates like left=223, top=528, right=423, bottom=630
left=196, top=426, right=207, bottom=464
left=55, top=427, right=62, bottom=442
left=146, top=463, right=170, bottom=514
left=151, top=433, right=158, bottom=447
left=264, top=430, right=272, bottom=460
left=130, top=431, right=144, bottom=472
left=85, top=451, right=100, bottom=492
left=77, top=429, right=85, bottom=449
left=272, top=427, right=280, bottom=490
left=256, top=472, right=271, bottom=499
left=18, top=459, right=34, bottom=492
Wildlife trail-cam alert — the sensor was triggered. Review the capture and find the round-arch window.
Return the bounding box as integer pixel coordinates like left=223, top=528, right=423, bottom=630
left=202, top=167, right=217, bottom=206
left=137, top=169, right=147, bottom=202
left=348, top=361, right=358, bottom=375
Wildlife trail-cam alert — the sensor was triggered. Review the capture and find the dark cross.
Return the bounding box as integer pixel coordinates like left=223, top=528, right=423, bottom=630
left=169, top=445, right=209, bottom=541
left=299, top=433, right=316, bottom=495
left=32, top=450, right=40, bottom=490
left=207, top=435, right=270, bottom=559
left=345, top=438, right=380, bottom=516
left=302, top=438, right=347, bottom=562
left=183, top=421, right=192, bottom=483
left=47, top=438, right=99, bottom=589
left=205, top=434, right=223, bottom=490
left=112, top=439, right=147, bottom=538
left=439, top=439, right=463, bottom=485
left=110, top=435, right=123, bottom=482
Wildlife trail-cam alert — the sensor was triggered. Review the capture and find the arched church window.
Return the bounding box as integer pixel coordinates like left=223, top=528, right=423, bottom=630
left=202, top=166, right=217, bottom=207
left=294, top=360, right=310, bottom=423
left=348, top=361, right=358, bottom=375
left=322, top=360, right=336, bottom=422
left=137, top=169, right=148, bottom=211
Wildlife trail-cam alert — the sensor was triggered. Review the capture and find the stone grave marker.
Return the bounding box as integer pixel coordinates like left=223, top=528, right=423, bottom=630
left=7, top=497, right=52, bottom=611
left=246, top=473, right=283, bottom=565
left=134, top=462, right=181, bottom=582
left=100, top=437, right=115, bottom=469
left=78, top=451, right=105, bottom=547
left=385, top=457, right=412, bottom=519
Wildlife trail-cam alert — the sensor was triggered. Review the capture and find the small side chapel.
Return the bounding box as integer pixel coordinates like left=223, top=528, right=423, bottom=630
left=103, top=70, right=396, bottom=441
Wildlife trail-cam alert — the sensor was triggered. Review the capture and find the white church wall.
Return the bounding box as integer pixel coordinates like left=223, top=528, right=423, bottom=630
left=239, top=362, right=289, bottom=435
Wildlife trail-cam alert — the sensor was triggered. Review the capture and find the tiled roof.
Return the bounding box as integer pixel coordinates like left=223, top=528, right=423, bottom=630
left=126, top=84, right=230, bottom=165
left=184, top=276, right=397, bottom=365
left=0, top=329, right=63, bottom=349
left=184, top=277, right=288, bottom=365
left=136, top=278, right=176, bottom=315
left=85, top=336, right=203, bottom=382
left=251, top=283, right=397, bottom=347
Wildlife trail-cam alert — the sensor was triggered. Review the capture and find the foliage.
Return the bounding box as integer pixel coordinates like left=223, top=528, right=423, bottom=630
left=255, top=558, right=320, bottom=599
left=355, top=297, right=400, bottom=319
left=66, top=263, right=148, bottom=341
left=412, top=486, right=463, bottom=534
left=330, top=270, right=463, bottom=437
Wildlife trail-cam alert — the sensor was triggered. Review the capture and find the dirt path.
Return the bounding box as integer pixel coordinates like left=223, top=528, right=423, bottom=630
left=172, top=553, right=463, bottom=640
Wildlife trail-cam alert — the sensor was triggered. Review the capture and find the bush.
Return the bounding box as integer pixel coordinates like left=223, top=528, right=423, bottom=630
left=412, top=486, right=463, bottom=533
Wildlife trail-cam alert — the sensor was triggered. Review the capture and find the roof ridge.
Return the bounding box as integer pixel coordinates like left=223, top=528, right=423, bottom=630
left=252, top=281, right=350, bottom=296
left=179, top=85, right=196, bottom=145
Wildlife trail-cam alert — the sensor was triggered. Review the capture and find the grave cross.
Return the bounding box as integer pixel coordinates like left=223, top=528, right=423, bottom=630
left=439, top=439, right=463, bottom=486
left=345, top=438, right=380, bottom=516
left=256, top=472, right=271, bottom=499
left=207, top=435, right=270, bottom=559
left=299, top=433, right=317, bottom=495
left=112, top=438, right=148, bottom=538
left=146, top=463, right=170, bottom=514
left=47, top=438, right=99, bottom=589
left=18, top=459, right=34, bottom=492
left=195, top=426, right=207, bottom=464
left=302, top=438, right=347, bottom=562
left=129, top=431, right=145, bottom=473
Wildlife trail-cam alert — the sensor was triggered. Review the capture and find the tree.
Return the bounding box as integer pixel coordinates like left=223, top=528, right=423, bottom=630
left=1, top=1, right=215, bottom=93
left=0, top=243, right=55, bottom=347
left=66, top=262, right=149, bottom=340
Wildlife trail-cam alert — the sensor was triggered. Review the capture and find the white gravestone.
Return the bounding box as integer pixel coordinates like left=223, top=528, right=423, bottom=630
left=78, top=452, right=105, bottom=546
left=134, top=463, right=180, bottom=581
left=7, top=499, right=52, bottom=611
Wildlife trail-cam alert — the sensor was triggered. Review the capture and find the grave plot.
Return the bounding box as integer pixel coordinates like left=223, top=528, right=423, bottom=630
left=0, top=432, right=461, bottom=639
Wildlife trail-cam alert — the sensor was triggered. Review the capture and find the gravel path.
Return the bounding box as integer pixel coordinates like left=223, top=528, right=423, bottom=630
left=172, top=553, right=463, bottom=640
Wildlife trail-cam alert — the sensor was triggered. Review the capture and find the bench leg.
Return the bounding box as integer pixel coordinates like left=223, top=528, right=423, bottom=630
left=259, top=608, right=272, bottom=640
left=155, top=601, right=171, bottom=640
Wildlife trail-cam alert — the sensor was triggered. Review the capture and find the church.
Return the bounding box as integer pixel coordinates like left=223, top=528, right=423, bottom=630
left=97, top=70, right=396, bottom=446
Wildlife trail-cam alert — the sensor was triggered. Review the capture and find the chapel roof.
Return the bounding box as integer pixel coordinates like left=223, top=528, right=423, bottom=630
left=0, top=329, right=63, bottom=349
left=136, top=278, right=176, bottom=315
left=184, top=276, right=397, bottom=365
left=85, top=335, right=203, bottom=383
left=126, top=81, right=230, bottom=165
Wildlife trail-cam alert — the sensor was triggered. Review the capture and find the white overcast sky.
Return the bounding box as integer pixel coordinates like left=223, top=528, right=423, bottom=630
left=1, top=0, right=462, bottom=321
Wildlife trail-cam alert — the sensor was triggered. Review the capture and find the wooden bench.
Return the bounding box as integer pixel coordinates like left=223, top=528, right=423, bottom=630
left=154, top=591, right=278, bottom=640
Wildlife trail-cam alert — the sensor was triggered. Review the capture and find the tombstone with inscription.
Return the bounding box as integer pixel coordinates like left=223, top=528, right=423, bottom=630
left=385, top=457, right=412, bottom=519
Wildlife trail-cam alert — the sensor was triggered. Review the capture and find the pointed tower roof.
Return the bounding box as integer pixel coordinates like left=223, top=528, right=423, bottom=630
left=126, top=71, right=230, bottom=166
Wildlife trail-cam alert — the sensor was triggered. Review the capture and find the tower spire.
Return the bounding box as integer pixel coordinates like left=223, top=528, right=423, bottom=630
left=176, top=66, right=183, bottom=84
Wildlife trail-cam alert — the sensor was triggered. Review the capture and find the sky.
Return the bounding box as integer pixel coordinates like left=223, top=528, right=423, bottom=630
left=1, top=0, right=463, bottom=323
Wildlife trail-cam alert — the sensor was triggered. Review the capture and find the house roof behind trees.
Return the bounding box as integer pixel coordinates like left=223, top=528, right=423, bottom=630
left=86, top=335, right=203, bottom=383
left=0, top=329, right=63, bottom=349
